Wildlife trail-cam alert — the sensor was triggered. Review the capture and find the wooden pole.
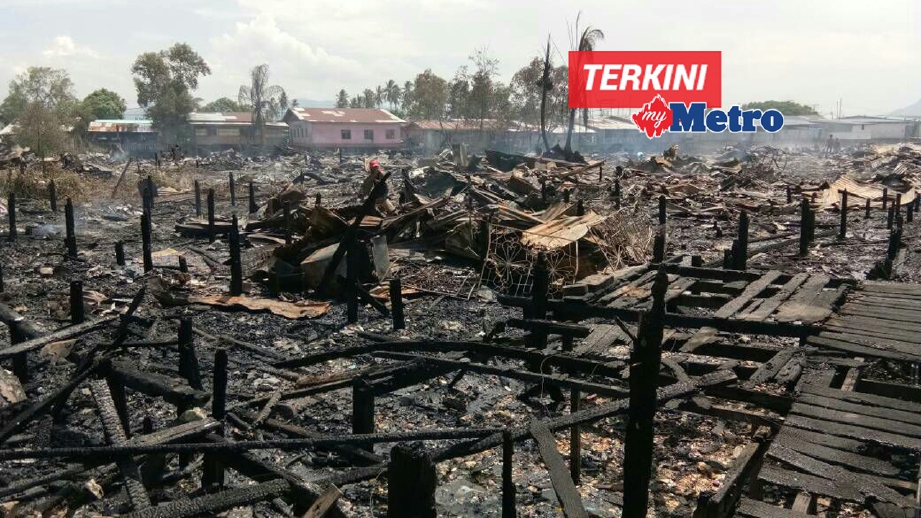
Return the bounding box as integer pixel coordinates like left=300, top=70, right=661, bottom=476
left=576, top=199, right=584, bottom=216
left=194, top=180, right=202, bottom=217
left=69, top=281, right=85, bottom=325
left=502, top=430, right=516, bottom=518
left=7, top=192, right=15, bottom=242
left=887, top=205, right=894, bottom=230
left=653, top=230, right=666, bottom=263
left=865, top=197, right=871, bottom=219
left=531, top=252, right=549, bottom=350
left=49, top=180, right=57, bottom=213
left=315, top=192, right=322, bottom=207
left=389, top=277, right=405, bottom=330
left=207, top=189, right=215, bottom=243
left=229, top=215, right=243, bottom=296
left=614, top=178, right=621, bottom=210
left=141, top=211, right=153, bottom=273
left=882, top=188, right=889, bottom=211
left=658, top=195, right=666, bottom=225
left=839, top=189, right=848, bottom=240
left=346, top=239, right=359, bottom=324
left=735, top=210, right=749, bottom=270
left=115, top=241, right=125, bottom=266
left=283, top=201, right=292, bottom=245
left=622, top=267, right=667, bottom=518
left=228, top=172, right=236, bottom=207
left=203, top=348, right=228, bottom=490
left=64, top=198, right=76, bottom=257
left=786, top=185, right=792, bottom=204
left=248, top=182, right=257, bottom=214
left=177, top=318, right=202, bottom=391
left=352, top=377, right=374, bottom=437
left=388, top=443, right=437, bottom=518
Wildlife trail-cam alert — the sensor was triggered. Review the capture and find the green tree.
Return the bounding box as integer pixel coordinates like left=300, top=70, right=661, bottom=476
left=201, top=97, right=247, bottom=112
left=131, top=43, right=210, bottom=142
left=239, top=64, right=286, bottom=145
left=410, top=69, right=448, bottom=120
left=80, top=88, right=126, bottom=120
left=0, top=66, right=76, bottom=124
left=741, top=100, right=818, bottom=116
left=384, top=80, right=400, bottom=110
left=401, top=80, right=414, bottom=113
left=565, top=15, right=604, bottom=154
left=335, top=89, right=349, bottom=108
left=375, top=85, right=384, bottom=108
left=349, top=95, right=362, bottom=108
left=468, top=47, right=500, bottom=130
left=362, top=89, right=376, bottom=109
left=447, top=66, right=470, bottom=119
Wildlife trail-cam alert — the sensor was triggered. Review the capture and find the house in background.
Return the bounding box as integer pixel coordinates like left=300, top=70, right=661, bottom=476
left=187, top=112, right=288, bottom=153
left=283, top=107, right=404, bottom=151
left=404, top=119, right=515, bottom=154
left=87, top=119, right=158, bottom=156
left=813, top=116, right=919, bottom=142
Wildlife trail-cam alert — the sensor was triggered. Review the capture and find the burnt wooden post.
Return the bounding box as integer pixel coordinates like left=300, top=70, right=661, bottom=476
left=614, top=178, right=621, bottom=209
left=178, top=255, right=188, bottom=273
left=0, top=263, right=4, bottom=293
left=839, top=189, right=848, bottom=239
left=653, top=229, right=666, bottom=263
left=352, top=377, right=374, bottom=444
left=143, top=175, right=154, bottom=211
left=389, top=277, right=405, bottom=330
left=622, top=268, right=667, bottom=518
left=786, top=185, right=792, bottom=204
left=570, top=387, right=582, bottom=485
left=735, top=210, right=749, bottom=270
left=722, top=248, right=733, bottom=269
left=908, top=200, right=914, bottom=223
left=799, top=199, right=810, bottom=256
left=598, top=163, right=603, bottom=181
left=141, top=212, right=153, bottom=273
left=207, top=189, right=216, bottom=243
left=229, top=215, right=243, bottom=296
left=531, top=252, right=549, bottom=350
left=248, top=182, right=257, bottom=214
left=106, top=375, right=131, bottom=439
left=658, top=195, right=666, bottom=225
left=806, top=201, right=816, bottom=243
left=540, top=178, right=548, bottom=203
left=388, top=443, right=437, bottom=518
left=49, top=179, right=57, bottom=212
left=64, top=198, right=77, bottom=257
left=887, top=205, right=895, bottom=230
left=177, top=318, right=202, bottom=391
left=115, top=241, right=125, bottom=266
left=865, top=197, right=871, bottom=219
left=576, top=199, right=585, bottom=216
left=6, top=192, right=14, bottom=242
left=69, top=281, right=85, bottom=325
left=346, top=239, right=359, bottom=324
left=882, top=188, right=889, bottom=211
left=203, top=348, right=228, bottom=491
left=502, top=429, right=516, bottom=518
left=228, top=172, right=236, bottom=207
left=563, top=189, right=570, bottom=203
left=194, top=180, right=202, bottom=217
left=895, top=193, right=903, bottom=223
left=9, top=327, right=27, bottom=382
left=283, top=201, right=292, bottom=245
left=315, top=192, right=322, bottom=207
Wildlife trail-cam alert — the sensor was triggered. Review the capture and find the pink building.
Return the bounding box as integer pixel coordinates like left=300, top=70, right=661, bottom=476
left=283, top=107, right=406, bottom=150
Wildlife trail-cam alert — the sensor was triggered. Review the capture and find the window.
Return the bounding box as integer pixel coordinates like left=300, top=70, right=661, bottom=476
left=385, top=129, right=396, bottom=140
left=218, top=128, right=240, bottom=137
left=207, top=127, right=217, bottom=136
left=364, top=129, right=374, bottom=141
left=341, top=129, right=351, bottom=140
left=195, top=128, right=207, bottom=137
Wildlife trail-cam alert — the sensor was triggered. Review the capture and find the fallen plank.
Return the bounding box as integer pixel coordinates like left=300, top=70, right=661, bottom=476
left=301, top=484, right=342, bottom=518
left=797, top=393, right=921, bottom=426
left=791, top=402, right=921, bottom=438
left=785, top=414, right=921, bottom=450
left=773, top=431, right=898, bottom=476
left=758, top=465, right=863, bottom=502
left=740, top=273, right=809, bottom=322
left=0, top=317, right=116, bottom=360
left=744, top=348, right=798, bottom=388
left=800, top=384, right=921, bottom=414
left=736, top=498, right=811, bottom=518
left=806, top=335, right=921, bottom=362
left=125, top=479, right=291, bottom=518
left=715, top=271, right=783, bottom=319
left=775, top=274, right=831, bottom=323
left=777, top=426, right=866, bottom=454
left=530, top=421, right=588, bottom=518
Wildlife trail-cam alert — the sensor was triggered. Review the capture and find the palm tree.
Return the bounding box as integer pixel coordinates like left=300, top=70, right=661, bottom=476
left=239, top=64, right=286, bottom=146
left=363, top=89, right=376, bottom=109
left=402, top=80, right=413, bottom=113
left=384, top=80, right=400, bottom=110
left=375, top=85, right=385, bottom=108
left=565, top=13, right=604, bottom=155
left=335, top=89, right=349, bottom=108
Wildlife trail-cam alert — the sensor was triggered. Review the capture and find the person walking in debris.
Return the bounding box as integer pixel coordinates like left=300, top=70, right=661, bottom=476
left=361, top=158, right=395, bottom=214
left=825, top=134, right=834, bottom=157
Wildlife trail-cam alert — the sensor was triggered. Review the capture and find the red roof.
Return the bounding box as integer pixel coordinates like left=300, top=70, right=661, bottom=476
left=283, top=107, right=404, bottom=124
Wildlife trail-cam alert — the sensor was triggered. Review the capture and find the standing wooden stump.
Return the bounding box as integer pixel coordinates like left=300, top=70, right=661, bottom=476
left=69, top=281, right=85, bottom=325
left=115, top=241, right=125, bottom=266
left=65, top=198, right=77, bottom=257
left=248, top=182, right=257, bottom=214
left=177, top=319, right=202, bottom=391
left=614, top=178, right=621, bottom=209
left=49, top=180, right=57, bottom=212
left=194, top=180, right=202, bottom=217
left=202, top=348, right=228, bottom=491
left=141, top=212, right=153, bottom=273
left=622, top=267, right=667, bottom=518
left=502, top=430, right=516, bottom=518
left=207, top=189, right=216, bottom=243
left=839, top=189, right=848, bottom=239
left=388, top=443, right=437, bottom=518
left=283, top=201, right=292, bottom=245
left=7, top=192, right=14, bottom=242
left=229, top=215, right=243, bottom=296
left=658, top=195, right=666, bottom=225
left=228, top=172, right=236, bottom=207
left=389, top=277, right=405, bottom=330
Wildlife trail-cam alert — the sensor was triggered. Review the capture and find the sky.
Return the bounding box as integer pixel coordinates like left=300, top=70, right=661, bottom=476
left=0, top=0, right=917, bottom=117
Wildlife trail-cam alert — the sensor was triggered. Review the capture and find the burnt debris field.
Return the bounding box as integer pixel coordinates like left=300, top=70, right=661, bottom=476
left=1, top=142, right=921, bottom=518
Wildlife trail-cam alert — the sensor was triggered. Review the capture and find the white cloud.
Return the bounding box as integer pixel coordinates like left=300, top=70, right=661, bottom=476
left=42, top=36, right=100, bottom=59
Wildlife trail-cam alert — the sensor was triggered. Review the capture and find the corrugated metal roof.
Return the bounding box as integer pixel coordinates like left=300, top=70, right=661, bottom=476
left=407, top=119, right=508, bottom=131
left=88, top=119, right=155, bottom=133
left=285, top=107, right=404, bottom=124
left=188, top=112, right=254, bottom=124
left=832, top=116, right=907, bottom=125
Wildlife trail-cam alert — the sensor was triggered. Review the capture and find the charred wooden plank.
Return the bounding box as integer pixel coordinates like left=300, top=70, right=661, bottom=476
left=855, top=379, right=921, bottom=403
left=714, top=271, right=782, bottom=319
left=109, top=360, right=210, bottom=407
left=784, top=414, right=921, bottom=450
left=124, top=478, right=291, bottom=518
left=530, top=421, right=588, bottom=518
left=775, top=274, right=832, bottom=323
left=791, top=402, right=921, bottom=438
left=506, top=318, right=591, bottom=338
left=773, top=430, right=898, bottom=476
left=758, top=465, right=863, bottom=502
left=736, top=498, right=811, bottom=518
left=699, top=427, right=771, bottom=518
left=776, top=426, right=866, bottom=454
left=574, top=323, right=628, bottom=355
left=740, top=273, right=809, bottom=322
left=0, top=317, right=116, bottom=360
left=798, top=384, right=921, bottom=414
left=797, top=393, right=921, bottom=426
left=744, top=348, right=798, bottom=388
left=806, top=335, right=921, bottom=362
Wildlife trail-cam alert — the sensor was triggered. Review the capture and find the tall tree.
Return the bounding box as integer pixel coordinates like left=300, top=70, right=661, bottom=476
left=238, top=63, right=286, bottom=146
left=447, top=66, right=470, bottom=119
left=131, top=43, right=210, bottom=142
left=384, top=80, right=400, bottom=110
left=375, top=85, right=384, bottom=108
left=349, top=95, right=362, bottom=108
left=565, top=14, right=603, bottom=154
left=410, top=69, right=448, bottom=120
left=74, top=88, right=127, bottom=135
left=201, top=97, right=247, bottom=113
left=468, top=47, right=500, bottom=130
left=0, top=67, right=76, bottom=124
left=335, top=89, right=349, bottom=108
left=401, top=80, right=414, bottom=113
left=362, top=89, right=376, bottom=109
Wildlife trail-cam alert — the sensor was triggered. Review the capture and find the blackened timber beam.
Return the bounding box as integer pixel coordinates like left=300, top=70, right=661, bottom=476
left=108, top=360, right=210, bottom=407
left=506, top=318, right=591, bottom=338
left=695, top=426, right=771, bottom=518
left=0, top=317, right=116, bottom=360
left=373, top=351, right=629, bottom=398
left=530, top=421, right=588, bottom=518
left=123, top=478, right=292, bottom=518
left=89, top=379, right=151, bottom=510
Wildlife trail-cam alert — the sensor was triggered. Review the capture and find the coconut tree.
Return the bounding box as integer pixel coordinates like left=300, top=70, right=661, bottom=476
left=384, top=79, right=401, bottom=110
left=564, top=13, right=604, bottom=155
left=238, top=63, right=286, bottom=146
left=374, top=85, right=385, bottom=108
